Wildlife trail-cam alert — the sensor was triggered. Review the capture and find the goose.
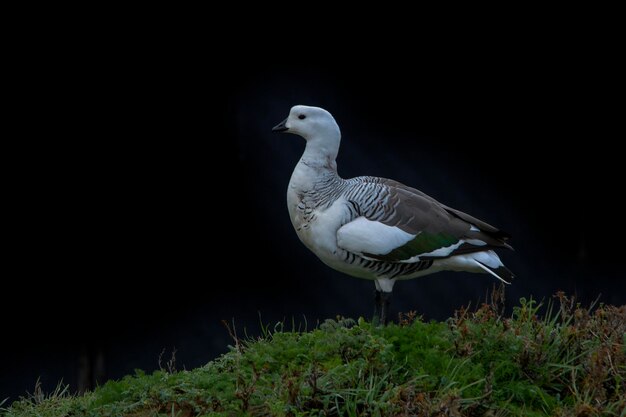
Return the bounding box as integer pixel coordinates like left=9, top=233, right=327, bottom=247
left=273, top=105, right=513, bottom=324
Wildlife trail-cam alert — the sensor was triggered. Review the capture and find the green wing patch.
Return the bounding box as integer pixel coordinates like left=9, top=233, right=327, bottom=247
left=365, top=232, right=459, bottom=262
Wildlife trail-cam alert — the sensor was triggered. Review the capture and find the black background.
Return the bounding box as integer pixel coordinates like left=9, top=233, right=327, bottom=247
left=2, top=47, right=624, bottom=402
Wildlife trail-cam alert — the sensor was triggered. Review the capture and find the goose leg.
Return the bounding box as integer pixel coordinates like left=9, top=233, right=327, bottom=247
left=373, top=290, right=382, bottom=325
left=373, top=290, right=393, bottom=325
left=373, top=279, right=395, bottom=325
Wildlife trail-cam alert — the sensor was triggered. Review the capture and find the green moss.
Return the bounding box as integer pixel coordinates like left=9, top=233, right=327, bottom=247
left=3, top=294, right=625, bottom=417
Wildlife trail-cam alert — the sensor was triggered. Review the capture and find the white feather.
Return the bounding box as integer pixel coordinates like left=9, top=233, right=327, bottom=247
left=470, top=250, right=503, bottom=268
left=400, top=240, right=464, bottom=263
left=337, top=216, right=415, bottom=255
left=436, top=250, right=507, bottom=284
left=375, top=278, right=396, bottom=292
left=472, top=260, right=511, bottom=284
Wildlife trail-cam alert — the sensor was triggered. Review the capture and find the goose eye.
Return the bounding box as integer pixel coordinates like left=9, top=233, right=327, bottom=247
left=298, top=114, right=306, bottom=120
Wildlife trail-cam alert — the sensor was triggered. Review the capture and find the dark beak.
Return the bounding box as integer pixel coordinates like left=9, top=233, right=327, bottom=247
left=272, top=118, right=289, bottom=132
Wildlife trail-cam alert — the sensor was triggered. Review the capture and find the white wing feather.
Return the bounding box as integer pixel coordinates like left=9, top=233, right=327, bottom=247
left=336, top=216, right=415, bottom=256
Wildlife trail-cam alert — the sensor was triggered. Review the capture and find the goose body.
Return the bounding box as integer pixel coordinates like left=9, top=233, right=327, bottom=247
left=274, top=105, right=513, bottom=321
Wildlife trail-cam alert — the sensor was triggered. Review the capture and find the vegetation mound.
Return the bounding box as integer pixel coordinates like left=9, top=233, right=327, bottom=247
left=3, top=292, right=625, bottom=416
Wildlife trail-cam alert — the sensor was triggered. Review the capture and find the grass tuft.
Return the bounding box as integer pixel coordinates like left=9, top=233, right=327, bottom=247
left=3, top=290, right=625, bottom=417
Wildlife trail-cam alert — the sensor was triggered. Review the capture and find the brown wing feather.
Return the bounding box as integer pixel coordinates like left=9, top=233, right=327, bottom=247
left=353, top=177, right=512, bottom=258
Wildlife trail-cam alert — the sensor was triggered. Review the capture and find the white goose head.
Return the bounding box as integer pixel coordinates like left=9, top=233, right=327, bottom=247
left=272, top=105, right=341, bottom=147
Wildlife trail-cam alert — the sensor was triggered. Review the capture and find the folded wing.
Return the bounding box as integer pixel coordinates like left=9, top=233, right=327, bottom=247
left=336, top=179, right=511, bottom=263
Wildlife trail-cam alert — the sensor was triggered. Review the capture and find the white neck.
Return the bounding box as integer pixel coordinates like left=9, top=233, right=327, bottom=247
left=289, top=135, right=341, bottom=198
left=287, top=126, right=342, bottom=226
left=299, top=129, right=341, bottom=172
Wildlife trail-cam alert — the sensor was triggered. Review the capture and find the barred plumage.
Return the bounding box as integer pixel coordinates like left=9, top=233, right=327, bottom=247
left=274, top=105, right=514, bottom=324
